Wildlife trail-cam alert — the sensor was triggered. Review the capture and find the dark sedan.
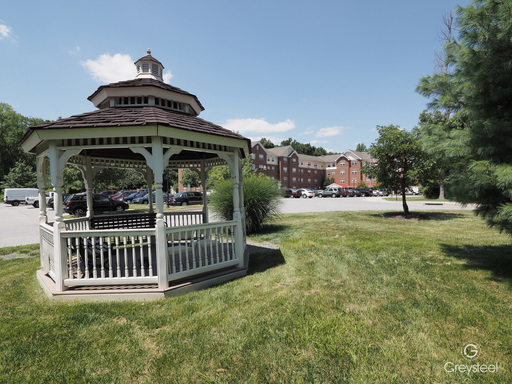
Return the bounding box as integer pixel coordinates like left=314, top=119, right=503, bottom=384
left=167, top=191, right=203, bottom=206
left=64, top=193, right=129, bottom=216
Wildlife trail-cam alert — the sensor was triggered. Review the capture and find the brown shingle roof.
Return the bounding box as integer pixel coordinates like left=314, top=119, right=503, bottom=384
left=87, top=78, right=205, bottom=111
left=30, top=106, right=248, bottom=142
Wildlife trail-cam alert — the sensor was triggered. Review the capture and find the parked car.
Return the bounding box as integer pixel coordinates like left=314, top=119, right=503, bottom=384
left=282, top=188, right=298, bottom=198
left=297, top=189, right=315, bottom=198
left=320, top=187, right=346, bottom=198
left=167, top=191, right=203, bottom=206
left=132, top=191, right=170, bottom=204
left=346, top=188, right=357, bottom=197
left=26, top=192, right=56, bottom=208
left=100, top=190, right=118, bottom=197
left=357, top=188, right=373, bottom=197
left=48, top=194, right=72, bottom=210
left=64, top=193, right=129, bottom=216
left=315, top=189, right=324, bottom=197
left=124, top=192, right=143, bottom=203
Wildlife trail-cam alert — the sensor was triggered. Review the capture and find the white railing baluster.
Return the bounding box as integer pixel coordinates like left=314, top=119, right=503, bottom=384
left=107, top=237, right=113, bottom=278
left=139, top=236, right=145, bottom=277
left=115, top=236, right=121, bottom=278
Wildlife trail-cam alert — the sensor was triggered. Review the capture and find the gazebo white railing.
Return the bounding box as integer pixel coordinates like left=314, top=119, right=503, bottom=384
left=39, top=211, right=241, bottom=290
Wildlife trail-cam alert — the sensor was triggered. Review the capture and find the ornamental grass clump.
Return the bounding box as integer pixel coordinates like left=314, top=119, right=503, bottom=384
left=209, top=173, right=281, bottom=233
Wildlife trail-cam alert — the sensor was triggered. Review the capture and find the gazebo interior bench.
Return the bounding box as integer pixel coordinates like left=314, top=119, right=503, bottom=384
left=90, top=212, right=156, bottom=230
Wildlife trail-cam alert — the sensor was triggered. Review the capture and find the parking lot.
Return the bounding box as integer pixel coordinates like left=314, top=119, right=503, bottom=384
left=0, top=197, right=472, bottom=248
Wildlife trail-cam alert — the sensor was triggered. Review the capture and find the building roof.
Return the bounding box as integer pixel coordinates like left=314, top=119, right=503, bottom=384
left=134, top=50, right=164, bottom=68
left=87, top=78, right=205, bottom=111
left=266, top=145, right=295, bottom=157
left=26, top=106, right=247, bottom=142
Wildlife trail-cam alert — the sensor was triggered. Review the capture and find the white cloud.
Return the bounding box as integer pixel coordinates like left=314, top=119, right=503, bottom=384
left=0, top=23, right=12, bottom=40
left=315, top=126, right=347, bottom=138
left=82, top=52, right=174, bottom=84
left=223, top=118, right=295, bottom=135
left=163, top=71, right=173, bottom=83
left=82, top=53, right=136, bottom=83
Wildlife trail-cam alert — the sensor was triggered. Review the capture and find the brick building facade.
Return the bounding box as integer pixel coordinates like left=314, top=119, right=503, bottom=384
left=251, top=142, right=377, bottom=189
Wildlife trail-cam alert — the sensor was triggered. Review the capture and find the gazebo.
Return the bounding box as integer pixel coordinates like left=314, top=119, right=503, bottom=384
left=20, top=50, right=251, bottom=301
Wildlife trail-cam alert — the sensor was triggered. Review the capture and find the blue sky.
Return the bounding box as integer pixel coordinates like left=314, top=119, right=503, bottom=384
left=1, top=0, right=470, bottom=153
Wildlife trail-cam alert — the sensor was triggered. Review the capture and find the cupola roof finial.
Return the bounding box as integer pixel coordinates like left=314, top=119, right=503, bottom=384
left=147, top=48, right=151, bottom=56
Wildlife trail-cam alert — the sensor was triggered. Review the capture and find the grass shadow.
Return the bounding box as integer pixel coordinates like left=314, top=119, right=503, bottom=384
left=252, top=223, right=289, bottom=235
left=247, top=245, right=285, bottom=275
left=371, top=211, right=465, bottom=221
left=441, top=243, right=512, bottom=286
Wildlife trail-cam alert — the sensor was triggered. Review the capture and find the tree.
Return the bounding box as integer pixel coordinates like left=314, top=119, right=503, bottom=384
left=447, top=0, right=512, bottom=234
left=322, top=176, right=335, bottom=188
left=259, top=137, right=275, bottom=149
left=181, top=168, right=201, bottom=189
left=280, top=138, right=330, bottom=156
left=0, top=103, right=45, bottom=187
left=355, top=143, right=367, bottom=152
left=0, top=159, right=37, bottom=189
left=416, top=12, right=465, bottom=199
left=363, top=125, right=428, bottom=215
left=207, top=158, right=256, bottom=189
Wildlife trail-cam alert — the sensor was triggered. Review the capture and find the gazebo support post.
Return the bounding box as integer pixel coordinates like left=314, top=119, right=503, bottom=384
left=199, top=160, right=209, bottom=223
left=220, top=151, right=246, bottom=268
left=151, top=137, right=169, bottom=290
left=36, top=155, right=48, bottom=225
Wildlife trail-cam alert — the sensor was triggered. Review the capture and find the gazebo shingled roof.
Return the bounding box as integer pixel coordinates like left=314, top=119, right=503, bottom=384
left=87, top=78, right=205, bottom=111
left=24, top=106, right=248, bottom=147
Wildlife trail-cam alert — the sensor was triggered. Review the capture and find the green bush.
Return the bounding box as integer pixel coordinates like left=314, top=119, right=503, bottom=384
left=209, top=173, right=281, bottom=233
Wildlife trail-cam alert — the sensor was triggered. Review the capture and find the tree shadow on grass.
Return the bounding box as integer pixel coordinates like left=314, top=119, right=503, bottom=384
left=441, top=243, right=512, bottom=286
left=371, top=211, right=466, bottom=221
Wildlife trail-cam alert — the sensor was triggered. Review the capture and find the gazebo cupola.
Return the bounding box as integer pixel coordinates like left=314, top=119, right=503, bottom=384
left=135, top=49, right=164, bottom=81
left=87, top=49, right=204, bottom=115
left=20, top=50, right=251, bottom=301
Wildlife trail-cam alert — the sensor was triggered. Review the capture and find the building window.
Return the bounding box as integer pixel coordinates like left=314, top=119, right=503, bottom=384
left=292, top=158, right=297, bottom=163
left=283, top=167, right=288, bottom=172
left=340, top=170, right=345, bottom=175
left=251, top=154, right=255, bottom=160
left=340, top=179, right=345, bottom=184
left=292, top=168, right=297, bottom=173
left=259, top=154, right=264, bottom=160
left=352, top=161, right=358, bottom=166
left=352, top=170, right=357, bottom=174
left=352, top=179, right=358, bottom=184
left=340, top=161, right=345, bottom=166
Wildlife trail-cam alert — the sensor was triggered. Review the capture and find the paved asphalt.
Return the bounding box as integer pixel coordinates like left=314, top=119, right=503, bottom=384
left=0, top=197, right=473, bottom=248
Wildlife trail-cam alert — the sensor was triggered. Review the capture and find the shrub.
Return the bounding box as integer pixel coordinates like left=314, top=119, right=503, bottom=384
left=209, top=173, right=281, bottom=233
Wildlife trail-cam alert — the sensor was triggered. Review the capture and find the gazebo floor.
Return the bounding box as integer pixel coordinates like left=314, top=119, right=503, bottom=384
left=37, top=251, right=249, bottom=302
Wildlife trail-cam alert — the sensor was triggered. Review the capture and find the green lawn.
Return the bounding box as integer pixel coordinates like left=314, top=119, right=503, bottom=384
left=1, top=210, right=511, bottom=383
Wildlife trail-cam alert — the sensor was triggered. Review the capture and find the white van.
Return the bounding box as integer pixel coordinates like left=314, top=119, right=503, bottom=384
left=3, top=188, right=39, bottom=206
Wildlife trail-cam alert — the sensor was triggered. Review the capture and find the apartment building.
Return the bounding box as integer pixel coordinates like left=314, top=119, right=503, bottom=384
left=251, top=142, right=377, bottom=189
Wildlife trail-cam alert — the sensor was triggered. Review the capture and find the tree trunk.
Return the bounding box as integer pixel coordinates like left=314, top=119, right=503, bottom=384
left=438, top=169, right=446, bottom=200
left=402, top=186, right=409, bottom=215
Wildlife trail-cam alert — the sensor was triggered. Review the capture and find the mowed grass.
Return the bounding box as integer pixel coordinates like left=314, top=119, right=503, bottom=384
left=1, top=210, right=511, bottom=383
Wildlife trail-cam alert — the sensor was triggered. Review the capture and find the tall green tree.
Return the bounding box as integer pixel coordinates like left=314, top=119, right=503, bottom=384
left=355, top=143, right=367, bottom=152
left=363, top=125, right=428, bottom=214
left=445, top=0, right=512, bottom=234
left=416, top=12, right=468, bottom=200
left=0, top=103, right=45, bottom=187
